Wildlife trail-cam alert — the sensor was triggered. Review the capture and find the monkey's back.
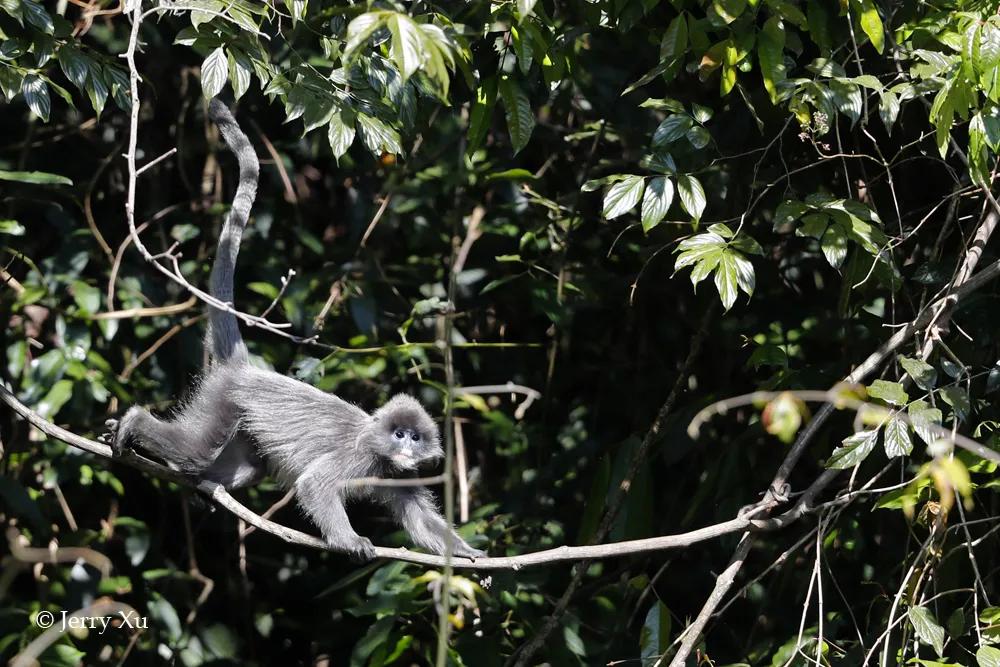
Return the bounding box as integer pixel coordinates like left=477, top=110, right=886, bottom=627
left=228, top=364, right=372, bottom=480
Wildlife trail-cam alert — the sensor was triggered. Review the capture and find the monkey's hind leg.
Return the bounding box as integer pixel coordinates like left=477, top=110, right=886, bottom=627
left=103, top=406, right=216, bottom=474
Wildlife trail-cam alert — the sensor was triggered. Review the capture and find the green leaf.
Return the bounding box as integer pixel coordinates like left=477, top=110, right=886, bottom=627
left=498, top=76, right=535, bottom=155
left=389, top=13, right=424, bottom=81
left=884, top=415, right=912, bottom=458
left=22, top=0, right=53, bottom=33
left=653, top=114, right=693, bottom=146
left=774, top=200, right=808, bottom=226
left=830, top=79, right=862, bottom=126
left=86, top=69, right=108, bottom=117
left=72, top=280, right=100, bottom=314
left=327, top=107, right=356, bottom=162
left=603, top=176, right=645, bottom=220
left=37, top=379, right=73, bottom=418
left=21, top=74, right=50, bottom=122
left=898, top=356, right=937, bottom=391
left=641, top=176, right=674, bottom=231
left=57, top=46, right=89, bottom=90
left=759, top=16, right=785, bottom=104
left=714, top=251, right=741, bottom=310
left=517, top=0, right=539, bottom=20
left=827, top=428, right=879, bottom=469
left=977, top=646, right=1000, bottom=667
left=0, top=219, right=25, bottom=235
left=879, top=90, right=900, bottom=134
left=640, top=602, right=672, bottom=664
left=677, top=174, right=706, bottom=221
left=857, top=0, right=884, bottom=54
left=0, top=169, right=72, bottom=185
left=686, top=125, right=711, bottom=149
left=467, top=77, right=497, bottom=155
left=659, top=13, right=688, bottom=83
left=227, top=49, right=252, bottom=101
left=867, top=379, right=908, bottom=406
left=356, top=113, right=402, bottom=155
left=940, top=386, right=971, bottom=422
left=344, top=12, right=385, bottom=63
left=908, top=607, right=945, bottom=658
left=820, top=223, right=847, bottom=268
left=201, top=47, right=228, bottom=99
left=909, top=400, right=943, bottom=446
left=713, top=0, right=746, bottom=24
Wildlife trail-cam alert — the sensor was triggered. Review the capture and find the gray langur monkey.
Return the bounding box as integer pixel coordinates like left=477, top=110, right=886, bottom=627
left=104, top=99, right=484, bottom=562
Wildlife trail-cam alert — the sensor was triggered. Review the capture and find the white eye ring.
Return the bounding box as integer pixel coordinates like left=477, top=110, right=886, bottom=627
left=393, top=430, right=405, bottom=440
left=412, top=433, right=421, bottom=442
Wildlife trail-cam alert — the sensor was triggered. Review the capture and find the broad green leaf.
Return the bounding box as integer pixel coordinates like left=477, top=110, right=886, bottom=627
left=498, top=76, right=535, bottom=154
left=22, top=0, right=52, bottom=33
left=728, top=249, right=756, bottom=298
left=677, top=174, right=706, bottom=221
left=774, top=200, right=808, bottom=226
left=327, top=107, right=356, bottom=162
left=715, top=251, right=740, bottom=309
left=57, top=46, right=89, bottom=89
left=857, top=0, right=884, bottom=54
left=767, top=0, right=808, bottom=29
left=820, top=224, right=847, bottom=268
left=827, top=428, right=879, bottom=469
left=0, top=169, right=72, bottom=185
left=517, top=0, right=538, bottom=20
left=977, top=646, right=1000, bottom=667
left=830, top=79, right=862, bottom=126
left=0, top=219, right=25, bottom=235
left=867, top=379, right=908, bottom=406
left=344, top=12, right=385, bottom=63
left=603, top=176, right=645, bottom=220
left=675, top=231, right=727, bottom=270
left=227, top=49, right=252, bottom=100
left=467, top=77, right=497, bottom=155
left=758, top=16, right=785, bottom=103
left=389, top=13, right=424, bottom=80
left=686, top=125, right=711, bottom=149
left=288, top=0, right=306, bottom=23
left=909, top=400, right=943, bottom=446
left=908, top=607, right=945, bottom=657
left=201, top=47, right=228, bottom=99
left=692, top=103, right=713, bottom=123
left=898, top=356, right=937, bottom=391
left=641, top=176, right=673, bottom=231
left=86, top=69, right=108, bottom=116
left=21, top=74, right=50, bottom=121
left=884, top=415, right=913, bottom=457
left=37, top=379, right=73, bottom=418
left=713, top=0, right=746, bottom=24
left=640, top=602, right=672, bottom=664
left=357, top=113, right=402, bottom=155
left=653, top=114, right=693, bottom=146
left=879, top=90, right=900, bottom=133
left=940, top=386, right=971, bottom=422
left=659, top=13, right=688, bottom=83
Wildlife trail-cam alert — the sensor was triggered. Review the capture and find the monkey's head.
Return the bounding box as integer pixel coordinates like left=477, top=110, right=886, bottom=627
left=370, top=394, right=442, bottom=471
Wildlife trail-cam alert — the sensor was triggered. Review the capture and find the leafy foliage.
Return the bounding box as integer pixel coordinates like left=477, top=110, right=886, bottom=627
left=4, top=0, right=1000, bottom=665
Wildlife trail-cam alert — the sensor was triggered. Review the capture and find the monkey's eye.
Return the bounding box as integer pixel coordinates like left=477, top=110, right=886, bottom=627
left=411, top=433, right=421, bottom=442
left=393, top=430, right=405, bottom=440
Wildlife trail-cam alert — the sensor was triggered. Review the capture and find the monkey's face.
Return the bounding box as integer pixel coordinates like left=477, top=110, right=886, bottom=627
left=372, top=394, right=443, bottom=472
left=383, top=422, right=441, bottom=471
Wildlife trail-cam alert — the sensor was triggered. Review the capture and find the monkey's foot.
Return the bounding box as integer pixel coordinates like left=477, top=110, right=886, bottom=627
left=330, top=536, right=377, bottom=563
left=452, top=544, right=487, bottom=561
left=98, top=418, right=127, bottom=457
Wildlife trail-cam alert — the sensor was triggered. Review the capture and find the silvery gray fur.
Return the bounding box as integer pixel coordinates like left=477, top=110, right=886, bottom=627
left=105, top=99, right=483, bottom=562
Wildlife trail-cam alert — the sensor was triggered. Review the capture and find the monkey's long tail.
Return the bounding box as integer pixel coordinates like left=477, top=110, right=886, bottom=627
left=206, top=99, right=259, bottom=363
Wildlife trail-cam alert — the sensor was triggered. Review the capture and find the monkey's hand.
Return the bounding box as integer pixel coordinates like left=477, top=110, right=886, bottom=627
left=330, top=535, right=378, bottom=563
left=98, top=418, right=128, bottom=457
